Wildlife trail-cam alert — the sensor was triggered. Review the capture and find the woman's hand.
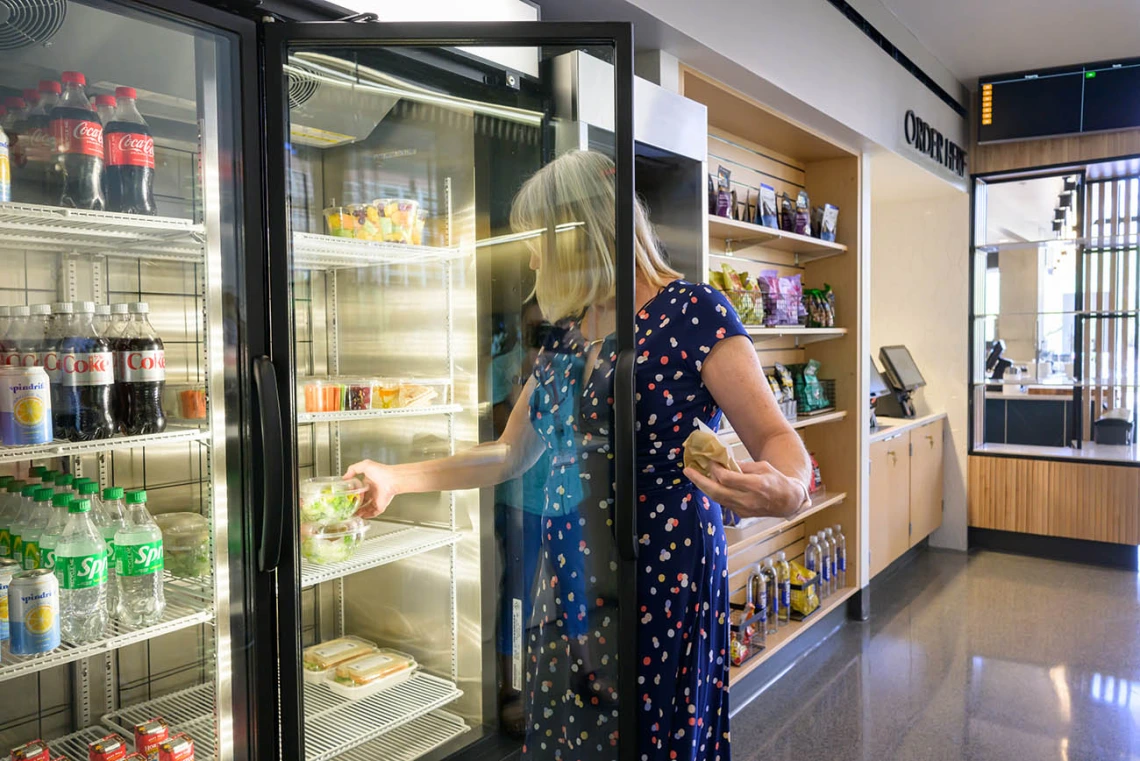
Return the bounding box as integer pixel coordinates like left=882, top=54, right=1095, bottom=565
left=683, top=460, right=809, bottom=520
left=343, top=460, right=400, bottom=518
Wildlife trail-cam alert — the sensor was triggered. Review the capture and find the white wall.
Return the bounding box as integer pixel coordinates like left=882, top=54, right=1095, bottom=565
left=870, top=153, right=970, bottom=550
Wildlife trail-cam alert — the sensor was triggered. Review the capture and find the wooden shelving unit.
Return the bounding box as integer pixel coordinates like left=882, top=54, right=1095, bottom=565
left=682, top=65, right=864, bottom=685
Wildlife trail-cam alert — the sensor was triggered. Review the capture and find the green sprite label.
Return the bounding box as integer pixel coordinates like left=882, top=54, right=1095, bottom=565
left=11, top=534, right=23, bottom=564
left=56, top=552, right=109, bottom=589
left=22, top=541, right=40, bottom=570
left=106, top=541, right=115, bottom=562
left=116, top=540, right=163, bottom=577
left=41, top=545, right=56, bottom=569
left=0, top=528, right=9, bottom=556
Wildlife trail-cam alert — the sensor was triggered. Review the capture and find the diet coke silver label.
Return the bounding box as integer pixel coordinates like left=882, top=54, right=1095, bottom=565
left=59, top=351, right=114, bottom=386
left=118, top=349, right=165, bottom=382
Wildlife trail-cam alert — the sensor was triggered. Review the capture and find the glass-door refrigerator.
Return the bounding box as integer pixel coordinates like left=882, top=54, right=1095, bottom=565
left=261, top=21, right=640, bottom=761
left=0, top=1, right=263, bottom=760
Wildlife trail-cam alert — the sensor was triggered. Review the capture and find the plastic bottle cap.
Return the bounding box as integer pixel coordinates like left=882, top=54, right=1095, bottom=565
left=30, top=304, right=51, bottom=316
left=129, top=302, right=149, bottom=314
left=96, top=94, right=118, bottom=107
left=54, top=474, right=73, bottom=486
left=0, top=475, right=11, bottom=486
left=39, top=472, right=55, bottom=484
left=52, top=302, right=74, bottom=314
left=61, top=72, right=86, bottom=86
left=126, top=490, right=147, bottom=505
left=7, top=480, right=25, bottom=493
left=96, top=305, right=111, bottom=315
left=70, top=499, right=92, bottom=514
left=76, top=301, right=95, bottom=314
left=22, top=484, right=38, bottom=497
left=111, top=303, right=129, bottom=315
left=3, top=96, right=25, bottom=109
left=103, top=487, right=124, bottom=500
left=39, top=80, right=61, bottom=94
left=12, top=306, right=29, bottom=316
left=52, top=493, right=72, bottom=508
left=115, top=86, right=137, bottom=100
left=34, top=487, right=53, bottom=502
left=79, top=482, right=99, bottom=495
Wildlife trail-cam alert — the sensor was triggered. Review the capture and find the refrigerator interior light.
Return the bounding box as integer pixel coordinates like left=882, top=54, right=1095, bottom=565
left=476, top=222, right=585, bottom=248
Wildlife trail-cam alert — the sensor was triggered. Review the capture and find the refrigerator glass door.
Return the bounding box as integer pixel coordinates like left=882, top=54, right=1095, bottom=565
left=265, top=22, right=637, bottom=761
left=0, top=1, right=257, bottom=759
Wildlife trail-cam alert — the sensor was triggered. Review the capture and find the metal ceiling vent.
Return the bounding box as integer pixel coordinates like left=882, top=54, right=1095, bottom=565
left=287, top=62, right=321, bottom=109
left=0, top=0, right=66, bottom=51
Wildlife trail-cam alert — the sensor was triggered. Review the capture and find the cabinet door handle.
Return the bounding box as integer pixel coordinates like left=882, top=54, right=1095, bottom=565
left=887, top=450, right=897, bottom=465
left=926, top=434, right=935, bottom=449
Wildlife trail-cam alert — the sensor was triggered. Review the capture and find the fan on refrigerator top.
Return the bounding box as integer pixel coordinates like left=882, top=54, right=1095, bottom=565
left=287, top=63, right=321, bottom=109
left=0, top=0, right=66, bottom=50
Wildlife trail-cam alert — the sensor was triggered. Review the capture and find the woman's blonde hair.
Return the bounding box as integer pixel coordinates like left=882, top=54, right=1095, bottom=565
left=510, top=150, right=681, bottom=322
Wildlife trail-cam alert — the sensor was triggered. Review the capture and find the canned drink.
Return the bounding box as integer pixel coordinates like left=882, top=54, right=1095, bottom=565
left=0, top=557, right=19, bottom=641
left=9, top=568, right=60, bottom=655
left=0, top=124, right=10, bottom=203
left=0, top=366, right=53, bottom=445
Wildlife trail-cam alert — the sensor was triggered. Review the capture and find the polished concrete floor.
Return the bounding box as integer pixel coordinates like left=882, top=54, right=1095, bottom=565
left=733, top=549, right=1140, bottom=761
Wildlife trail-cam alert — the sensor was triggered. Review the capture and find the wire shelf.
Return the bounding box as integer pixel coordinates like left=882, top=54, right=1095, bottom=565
left=331, top=710, right=469, bottom=761
left=0, top=581, right=214, bottom=684
left=304, top=672, right=462, bottom=761
left=0, top=202, right=205, bottom=261
left=42, top=726, right=119, bottom=760
left=0, top=425, right=208, bottom=464
left=293, top=232, right=465, bottom=270
left=297, top=404, right=461, bottom=424
left=104, top=683, right=217, bottom=759
left=302, top=523, right=461, bottom=587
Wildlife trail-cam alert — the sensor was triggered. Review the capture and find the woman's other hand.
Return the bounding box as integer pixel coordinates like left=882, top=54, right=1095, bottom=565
left=683, top=460, right=808, bottom=519
left=344, top=460, right=399, bottom=518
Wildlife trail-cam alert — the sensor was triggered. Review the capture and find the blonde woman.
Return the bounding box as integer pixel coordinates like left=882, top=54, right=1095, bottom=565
left=346, top=150, right=811, bottom=761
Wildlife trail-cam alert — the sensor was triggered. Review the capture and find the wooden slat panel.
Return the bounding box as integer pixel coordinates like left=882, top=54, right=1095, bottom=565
left=967, top=455, right=1050, bottom=534
left=970, top=129, right=1140, bottom=175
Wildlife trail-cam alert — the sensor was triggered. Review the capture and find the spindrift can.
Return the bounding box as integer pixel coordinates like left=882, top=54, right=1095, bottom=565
left=0, top=366, right=53, bottom=445
left=9, top=568, right=60, bottom=654
left=0, top=557, right=19, bottom=642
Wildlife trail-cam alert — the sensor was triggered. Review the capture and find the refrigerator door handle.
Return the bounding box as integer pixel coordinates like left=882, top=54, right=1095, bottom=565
left=615, top=348, right=638, bottom=561
left=254, top=355, right=286, bottom=572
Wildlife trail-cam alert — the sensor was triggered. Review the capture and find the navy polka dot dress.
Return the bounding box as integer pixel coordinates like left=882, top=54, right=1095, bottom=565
left=524, top=280, right=747, bottom=761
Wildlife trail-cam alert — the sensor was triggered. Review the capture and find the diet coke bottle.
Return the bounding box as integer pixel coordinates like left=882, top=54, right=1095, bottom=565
left=51, top=72, right=105, bottom=210
left=57, top=301, right=115, bottom=441
left=104, top=88, right=155, bottom=216
left=12, top=81, right=61, bottom=206
left=116, top=302, right=165, bottom=435
left=44, top=302, right=71, bottom=433
left=5, top=305, right=40, bottom=367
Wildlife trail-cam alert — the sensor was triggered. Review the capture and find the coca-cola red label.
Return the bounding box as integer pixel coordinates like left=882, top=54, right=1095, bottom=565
left=106, top=132, right=154, bottom=169
left=21, top=127, right=55, bottom=163
left=118, top=349, right=165, bottom=382
left=59, top=351, right=114, bottom=386
left=52, top=118, right=104, bottom=159
left=12, top=350, right=37, bottom=368
left=40, top=350, right=60, bottom=382
left=1, top=351, right=20, bottom=367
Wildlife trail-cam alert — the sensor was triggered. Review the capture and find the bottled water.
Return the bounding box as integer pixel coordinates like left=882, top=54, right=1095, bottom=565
left=38, top=492, right=72, bottom=569
left=92, top=484, right=125, bottom=614
left=747, top=570, right=766, bottom=649
left=761, top=559, right=779, bottom=634
left=18, top=486, right=53, bottom=570
left=774, top=551, right=792, bottom=624
left=832, top=525, right=847, bottom=589
left=0, top=477, right=24, bottom=558
left=115, top=489, right=164, bottom=625
left=805, top=536, right=823, bottom=593
left=55, top=497, right=108, bottom=643
left=9, top=482, right=40, bottom=565
left=819, top=532, right=834, bottom=598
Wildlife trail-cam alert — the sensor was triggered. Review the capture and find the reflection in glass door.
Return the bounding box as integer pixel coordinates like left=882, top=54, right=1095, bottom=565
left=267, top=25, right=636, bottom=761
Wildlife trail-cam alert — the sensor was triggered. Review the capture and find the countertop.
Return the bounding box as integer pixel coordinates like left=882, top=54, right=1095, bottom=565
left=973, top=441, right=1140, bottom=466
left=869, top=411, right=948, bottom=443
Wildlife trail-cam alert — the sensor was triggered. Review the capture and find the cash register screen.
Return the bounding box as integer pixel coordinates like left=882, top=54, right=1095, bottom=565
left=869, top=358, right=892, bottom=399
left=880, top=345, right=927, bottom=391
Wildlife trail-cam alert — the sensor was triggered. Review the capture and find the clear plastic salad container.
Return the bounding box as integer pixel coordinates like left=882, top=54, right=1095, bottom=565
left=328, top=648, right=417, bottom=699
left=300, top=516, right=369, bottom=564
left=154, top=512, right=210, bottom=578
left=303, top=635, right=377, bottom=683
left=302, top=380, right=344, bottom=413
left=162, top=383, right=208, bottom=421
left=372, top=199, right=420, bottom=244
left=299, top=477, right=367, bottom=522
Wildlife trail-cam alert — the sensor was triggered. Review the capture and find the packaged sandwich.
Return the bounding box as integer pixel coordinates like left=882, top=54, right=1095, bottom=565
left=682, top=419, right=742, bottom=479
left=303, top=636, right=378, bottom=677
left=328, top=649, right=418, bottom=698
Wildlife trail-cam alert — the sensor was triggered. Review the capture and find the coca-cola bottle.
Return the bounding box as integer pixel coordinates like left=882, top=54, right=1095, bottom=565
left=104, top=88, right=154, bottom=216
left=7, top=305, right=43, bottom=367
left=116, top=302, right=165, bottom=435
left=45, top=302, right=72, bottom=433
left=26, top=303, right=51, bottom=366
left=94, top=95, right=116, bottom=125
left=57, top=301, right=115, bottom=441
left=13, top=81, right=60, bottom=206
left=2, top=306, right=28, bottom=365
left=51, top=72, right=105, bottom=210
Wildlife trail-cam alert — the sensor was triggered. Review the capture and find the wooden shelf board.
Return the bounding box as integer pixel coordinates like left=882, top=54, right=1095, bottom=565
left=725, top=491, right=847, bottom=555
left=729, top=586, right=857, bottom=682
left=722, top=410, right=847, bottom=448
left=708, top=215, right=846, bottom=261
left=745, top=326, right=848, bottom=346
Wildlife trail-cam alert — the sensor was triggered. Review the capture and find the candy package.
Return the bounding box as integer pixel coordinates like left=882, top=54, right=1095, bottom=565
left=758, top=184, right=778, bottom=228
left=789, top=561, right=820, bottom=618
left=794, top=191, right=811, bottom=235
left=683, top=419, right=742, bottom=479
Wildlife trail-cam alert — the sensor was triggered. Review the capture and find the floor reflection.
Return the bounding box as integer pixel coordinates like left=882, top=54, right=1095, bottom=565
left=732, top=549, right=1140, bottom=761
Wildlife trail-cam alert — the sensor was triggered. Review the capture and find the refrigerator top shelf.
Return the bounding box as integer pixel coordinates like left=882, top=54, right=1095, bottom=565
left=0, top=425, right=209, bottom=464
left=297, top=404, right=461, bottom=424
left=0, top=580, right=214, bottom=684
left=292, top=232, right=466, bottom=270
left=301, top=523, right=461, bottom=588
left=303, top=672, right=463, bottom=761
left=0, top=202, right=205, bottom=262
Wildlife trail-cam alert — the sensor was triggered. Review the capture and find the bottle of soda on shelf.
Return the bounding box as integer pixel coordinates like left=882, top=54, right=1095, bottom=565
left=94, top=95, right=117, bottom=127
left=117, top=302, right=165, bottom=435
left=13, top=81, right=61, bottom=206
left=38, top=491, right=72, bottom=570
left=104, top=87, right=155, bottom=216
left=817, top=531, right=833, bottom=599
left=9, top=482, right=39, bottom=566
left=57, top=301, right=115, bottom=441
left=46, top=302, right=72, bottom=433
left=774, top=550, right=792, bottom=624
left=831, top=525, right=847, bottom=589
left=100, top=485, right=126, bottom=615
left=94, top=304, right=111, bottom=336
left=51, top=72, right=105, bottom=210
left=0, top=479, right=26, bottom=558
left=19, top=486, right=53, bottom=570
left=115, top=489, right=164, bottom=625
left=0, top=305, right=10, bottom=343
left=2, top=97, right=26, bottom=132
left=26, top=303, right=51, bottom=366
left=5, top=306, right=34, bottom=366
left=0, top=118, right=9, bottom=203
left=55, top=497, right=108, bottom=643
left=761, top=559, right=780, bottom=635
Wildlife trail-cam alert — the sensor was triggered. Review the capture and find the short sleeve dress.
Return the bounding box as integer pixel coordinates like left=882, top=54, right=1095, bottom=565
left=525, top=280, right=748, bottom=761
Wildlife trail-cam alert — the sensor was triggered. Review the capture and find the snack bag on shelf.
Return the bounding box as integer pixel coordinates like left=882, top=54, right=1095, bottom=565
left=794, top=190, right=812, bottom=235
left=809, top=453, right=823, bottom=493
left=758, top=184, right=778, bottom=228
left=719, top=264, right=757, bottom=324
left=794, top=360, right=828, bottom=413
left=789, top=561, right=820, bottom=617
